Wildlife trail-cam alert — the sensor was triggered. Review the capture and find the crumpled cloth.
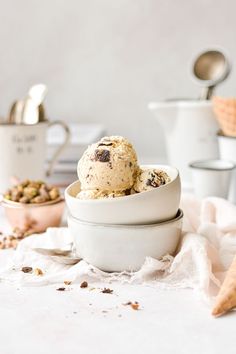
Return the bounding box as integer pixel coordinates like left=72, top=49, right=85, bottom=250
left=0, top=194, right=236, bottom=299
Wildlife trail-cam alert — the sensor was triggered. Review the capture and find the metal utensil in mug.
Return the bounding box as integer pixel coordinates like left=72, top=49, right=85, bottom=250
left=7, top=84, right=48, bottom=125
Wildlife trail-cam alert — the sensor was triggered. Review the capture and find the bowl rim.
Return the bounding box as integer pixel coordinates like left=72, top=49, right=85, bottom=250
left=65, top=164, right=180, bottom=203
left=189, top=159, right=235, bottom=171
left=68, top=208, right=183, bottom=229
left=1, top=197, right=65, bottom=209
left=148, top=100, right=212, bottom=110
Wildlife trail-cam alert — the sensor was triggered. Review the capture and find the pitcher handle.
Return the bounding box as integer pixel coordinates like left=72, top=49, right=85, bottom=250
left=46, top=120, right=71, bottom=177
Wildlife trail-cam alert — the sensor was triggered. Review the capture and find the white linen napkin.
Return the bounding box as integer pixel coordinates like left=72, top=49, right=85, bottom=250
left=1, top=194, right=236, bottom=299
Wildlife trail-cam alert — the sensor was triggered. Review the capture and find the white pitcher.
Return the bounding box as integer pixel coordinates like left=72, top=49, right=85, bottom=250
left=148, top=100, right=219, bottom=185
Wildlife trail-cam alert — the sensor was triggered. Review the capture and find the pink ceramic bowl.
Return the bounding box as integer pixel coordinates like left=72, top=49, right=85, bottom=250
left=1, top=198, right=65, bottom=233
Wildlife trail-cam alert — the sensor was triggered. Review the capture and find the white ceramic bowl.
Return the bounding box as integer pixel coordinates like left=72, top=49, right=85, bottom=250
left=65, top=164, right=181, bottom=225
left=68, top=209, right=183, bottom=272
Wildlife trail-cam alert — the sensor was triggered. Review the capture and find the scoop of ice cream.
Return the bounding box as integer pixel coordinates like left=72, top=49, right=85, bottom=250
left=133, top=168, right=171, bottom=193
left=76, top=189, right=127, bottom=200
left=77, top=136, right=138, bottom=191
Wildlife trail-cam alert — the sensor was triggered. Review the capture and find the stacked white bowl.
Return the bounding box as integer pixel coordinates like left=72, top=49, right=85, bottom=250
left=65, top=164, right=183, bottom=272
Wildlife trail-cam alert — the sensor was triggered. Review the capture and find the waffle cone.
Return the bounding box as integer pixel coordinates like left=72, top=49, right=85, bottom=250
left=213, top=96, right=236, bottom=137
left=212, top=255, right=236, bottom=317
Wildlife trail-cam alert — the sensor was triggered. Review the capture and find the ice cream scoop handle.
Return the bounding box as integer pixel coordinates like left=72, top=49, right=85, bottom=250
left=46, top=121, right=71, bottom=177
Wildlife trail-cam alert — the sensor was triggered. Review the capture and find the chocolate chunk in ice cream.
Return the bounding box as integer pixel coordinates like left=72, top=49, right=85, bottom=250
left=94, top=149, right=110, bottom=162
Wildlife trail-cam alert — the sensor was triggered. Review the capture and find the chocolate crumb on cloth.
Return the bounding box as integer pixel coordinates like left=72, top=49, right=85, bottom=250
left=80, top=281, right=88, bottom=288
left=21, top=267, right=33, bottom=274
left=101, top=288, right=113, bottom=294
left=56, top=287, right=66, bottom=291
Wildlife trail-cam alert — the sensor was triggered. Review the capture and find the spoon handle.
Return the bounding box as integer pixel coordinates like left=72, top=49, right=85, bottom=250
left=200, top=86, right=215, bottom=100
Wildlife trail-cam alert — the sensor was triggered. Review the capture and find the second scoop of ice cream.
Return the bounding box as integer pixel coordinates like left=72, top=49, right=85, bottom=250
left=133, top=168, right=171, bottom=193
left=77, top=136, right=138, bottom=192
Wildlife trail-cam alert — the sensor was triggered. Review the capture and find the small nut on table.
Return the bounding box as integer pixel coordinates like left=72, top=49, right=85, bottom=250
left=34, top=268, right=44, bottom=276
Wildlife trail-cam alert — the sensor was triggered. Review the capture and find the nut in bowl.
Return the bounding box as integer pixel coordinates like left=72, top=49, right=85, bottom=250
left=65, top=164, right=181, bottom=225
left=2, top=180, right=65, bottom=233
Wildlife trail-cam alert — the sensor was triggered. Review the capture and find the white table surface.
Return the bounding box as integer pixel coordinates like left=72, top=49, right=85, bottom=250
left=0, top=218, right=235, bottom=354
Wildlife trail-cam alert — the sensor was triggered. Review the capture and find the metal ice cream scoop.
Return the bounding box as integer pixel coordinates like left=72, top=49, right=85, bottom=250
left=192, top=48, right=231, bottom=100
left=8, top=84, right=48, bottom=124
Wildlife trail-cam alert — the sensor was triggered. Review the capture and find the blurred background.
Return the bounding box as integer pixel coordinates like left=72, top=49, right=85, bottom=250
left=0, top=0, right=235, bottom=162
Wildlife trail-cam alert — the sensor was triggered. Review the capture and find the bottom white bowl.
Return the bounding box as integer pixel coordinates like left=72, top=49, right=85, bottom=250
left=67, top=209, right=183, bottom=272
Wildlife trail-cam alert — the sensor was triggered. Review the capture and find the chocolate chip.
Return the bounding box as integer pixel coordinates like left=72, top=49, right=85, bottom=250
left=129, top=162, right=132, bottom=167
left=80, top=281, right=88, bottom=288
left=125, top=189, right=131, bottom=195
left=101, top=288, right=113, bottom=294
left=21, top=266, right=33, bottom=273
left=56, top=287, right=66, bottom=291
left=94, top=149, right=110, bottom=162
left=123, top=301, right=132, bottom=306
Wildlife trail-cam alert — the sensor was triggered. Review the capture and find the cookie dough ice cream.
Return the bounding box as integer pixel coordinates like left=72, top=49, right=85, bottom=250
left=133, top=168, right=170, bottom=193
left=77, top=136, right=138, bottom=198
left=76, top=136, right=171, bottom=200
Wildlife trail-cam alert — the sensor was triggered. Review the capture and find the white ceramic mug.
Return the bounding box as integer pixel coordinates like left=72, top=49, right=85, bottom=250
left=218, top=132, right=236, bottom=203
left=0, top=121, right=70, bottom=192
left=189, top=159, right=235, bottom=199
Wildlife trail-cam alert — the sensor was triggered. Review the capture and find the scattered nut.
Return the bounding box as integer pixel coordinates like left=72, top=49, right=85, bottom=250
left=0, top=226, right=37, bottom=250
left=123, top=301, right=140, bottom=310
left=34, top=268, right=44, bottom=276
left=64, top=280, right=72, bottom=285
left=131, top=302, right=139, bottom=310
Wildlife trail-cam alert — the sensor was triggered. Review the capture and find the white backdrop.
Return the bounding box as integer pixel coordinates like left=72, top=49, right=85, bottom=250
left=0, top=0, right=235, bottom=161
